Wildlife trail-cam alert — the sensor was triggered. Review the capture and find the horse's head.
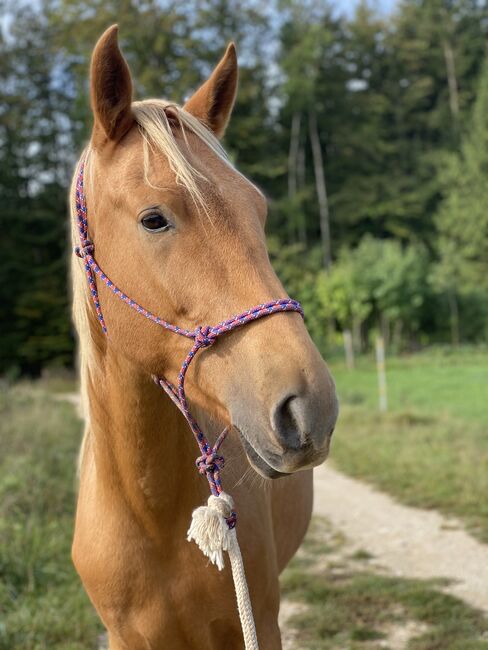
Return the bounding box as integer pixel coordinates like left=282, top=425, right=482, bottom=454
left=79, top=25, right=338, bottom=478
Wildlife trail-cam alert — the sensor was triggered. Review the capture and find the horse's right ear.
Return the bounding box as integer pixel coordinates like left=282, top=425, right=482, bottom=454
left=183, top=43, right=238, bottom=139
left=90, top=25, right=134, bottom=149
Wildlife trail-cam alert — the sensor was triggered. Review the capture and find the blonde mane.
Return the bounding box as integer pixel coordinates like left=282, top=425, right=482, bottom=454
left=70, top=100, right=234, bottom=468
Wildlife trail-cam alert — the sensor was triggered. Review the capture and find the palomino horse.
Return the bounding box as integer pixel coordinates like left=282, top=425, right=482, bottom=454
left=71, top=25, right=338, bottom=650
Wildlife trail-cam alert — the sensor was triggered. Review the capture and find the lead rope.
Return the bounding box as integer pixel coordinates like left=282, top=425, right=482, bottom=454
left=187, top=493, right=258, bottom=649
left=74, top=158, right=304, bottom=649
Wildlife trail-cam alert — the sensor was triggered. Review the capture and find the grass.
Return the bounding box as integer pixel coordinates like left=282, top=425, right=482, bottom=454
left=328, top=348, right=488, bottom=541
left=281, top=518, right=488, bottom=650
left=330, top=346, right=488, bottom=425
left=0, top=384, right=101, bottom=649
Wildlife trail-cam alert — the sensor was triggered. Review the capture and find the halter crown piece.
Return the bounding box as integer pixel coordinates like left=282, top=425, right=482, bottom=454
left=74, top=158, right=304, bottom=650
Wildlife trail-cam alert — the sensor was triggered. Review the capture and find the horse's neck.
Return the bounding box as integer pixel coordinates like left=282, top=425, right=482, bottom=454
left=85, top=347, right=205, bottom=536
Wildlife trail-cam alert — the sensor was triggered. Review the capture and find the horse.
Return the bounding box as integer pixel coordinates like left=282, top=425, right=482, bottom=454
left=70, top=24, right=338, bottom=650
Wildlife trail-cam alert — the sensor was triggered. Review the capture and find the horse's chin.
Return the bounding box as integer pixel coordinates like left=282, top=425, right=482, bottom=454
left=234, top=422, right=331, bottom=479
left=239, top=434, right=290, bottom=479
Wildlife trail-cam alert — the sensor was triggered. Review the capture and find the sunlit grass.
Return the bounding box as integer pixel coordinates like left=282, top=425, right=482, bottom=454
left=0, top=385, right=101, bottom=649
left=329, top=347, right=488, bottom=424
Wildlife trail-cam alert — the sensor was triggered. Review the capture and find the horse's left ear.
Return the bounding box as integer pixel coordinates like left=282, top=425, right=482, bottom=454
left=184, top=43, right=238, bottom=139
left=90, top=25, right=134, bottom=149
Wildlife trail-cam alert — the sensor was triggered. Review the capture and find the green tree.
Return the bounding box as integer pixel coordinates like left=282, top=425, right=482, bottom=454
left=317, top=237, right=430, bottom=350
left=435, top=57, right=488, bottom=342
left=0, top=3, right=74, bottom=374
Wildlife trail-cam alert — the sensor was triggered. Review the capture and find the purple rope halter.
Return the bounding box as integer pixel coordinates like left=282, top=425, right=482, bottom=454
left=74, top=159, right=304, bottom=525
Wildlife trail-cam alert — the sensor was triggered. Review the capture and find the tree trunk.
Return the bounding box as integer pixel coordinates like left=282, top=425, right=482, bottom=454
left=297, top=142, right=306, bottom=190
left=392, top=319, right=403, bottom=352
left=288, top=112, right=301, bottom=197
left=443, top=37, right=460, bottom=148
left=343, top=329, right=355, bottom=370
left=287, top=112, right=301, bottom=244
left=380, top=313, right=390, bottom=350
left=448, top=290, right=460, bottom=346
left=297, top=143, right=307, bottom=245
left=308, top=110, right=332, bottom=270
left=375, top=336, right=388, bottom=413
left=443, top=39, right=459, bottom=120
left=352, top=317, right=362, bottom=353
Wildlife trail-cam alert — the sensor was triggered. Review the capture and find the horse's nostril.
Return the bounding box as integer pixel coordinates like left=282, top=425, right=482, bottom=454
left=272, top=394, right=306, bottom=450
left=271, top=389, right=337, bottom=453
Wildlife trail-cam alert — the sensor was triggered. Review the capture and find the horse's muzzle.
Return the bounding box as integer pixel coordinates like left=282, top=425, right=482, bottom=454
left=232, top=383, right=339, bottom=478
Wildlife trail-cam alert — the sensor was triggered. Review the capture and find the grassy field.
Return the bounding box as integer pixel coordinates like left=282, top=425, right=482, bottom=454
left=0, top=384, right=101, bottom=649
left=329, top=347, right=488, bottom=541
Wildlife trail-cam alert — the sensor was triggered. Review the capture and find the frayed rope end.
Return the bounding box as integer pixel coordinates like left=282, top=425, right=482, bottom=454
left=187, top=492, right=235, bottom=571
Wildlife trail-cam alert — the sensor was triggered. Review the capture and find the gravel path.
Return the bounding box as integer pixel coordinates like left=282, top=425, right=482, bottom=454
left=313, top=462, right=488, bottom=613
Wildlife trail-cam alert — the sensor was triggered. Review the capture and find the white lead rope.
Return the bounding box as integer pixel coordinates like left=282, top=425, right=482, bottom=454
left=187, top=492, right=259, bottom=650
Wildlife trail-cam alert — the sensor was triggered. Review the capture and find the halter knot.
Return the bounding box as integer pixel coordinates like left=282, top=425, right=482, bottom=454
left=74, top=240, right=95, bottom=258
left=194, top=325, right=217, bottom=349
left=196, top=450, right=225, bottom=475
left=225, top=510, right=237, bottom=529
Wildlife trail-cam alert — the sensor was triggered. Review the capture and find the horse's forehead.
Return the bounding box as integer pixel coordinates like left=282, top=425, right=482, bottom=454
left=102, top=128, right=265, bottom=215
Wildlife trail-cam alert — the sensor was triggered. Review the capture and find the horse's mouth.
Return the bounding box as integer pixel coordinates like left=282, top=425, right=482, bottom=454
left=234, top=426, right=290, bottom=479
left=233, top=421, right=331, bottom=479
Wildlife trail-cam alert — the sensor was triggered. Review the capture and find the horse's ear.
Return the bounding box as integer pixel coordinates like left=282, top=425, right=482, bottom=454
left=184, top=43, right=238, bottom=139
left=90, top=25, right=134, bottom=149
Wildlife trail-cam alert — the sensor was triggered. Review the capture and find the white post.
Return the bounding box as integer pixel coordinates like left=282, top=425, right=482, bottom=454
left=375, top=335, right=388, bottom=412
left=343, top=329, right=354, bottom=370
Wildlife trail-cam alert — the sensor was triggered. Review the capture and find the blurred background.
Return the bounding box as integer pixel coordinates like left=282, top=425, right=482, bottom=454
left=1, top=1, right=488, bottom=648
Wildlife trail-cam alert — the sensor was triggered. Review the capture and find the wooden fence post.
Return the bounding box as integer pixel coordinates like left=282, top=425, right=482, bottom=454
left=343, top=329, right=354, bottom=370
left=375, top=335, right=388, bottom=412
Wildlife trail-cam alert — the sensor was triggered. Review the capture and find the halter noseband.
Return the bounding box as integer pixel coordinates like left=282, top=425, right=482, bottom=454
left=74, top=159, right=304, bottom=517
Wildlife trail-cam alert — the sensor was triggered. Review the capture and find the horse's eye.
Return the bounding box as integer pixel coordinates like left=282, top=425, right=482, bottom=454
left=141, top=213, right=172, bottom=233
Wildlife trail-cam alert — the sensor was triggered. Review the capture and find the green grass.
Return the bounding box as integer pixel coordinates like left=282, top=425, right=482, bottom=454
left=330, top=347, right=488, bottom=424
left=0, top=384, right=101, bottom=649
left=281, top=518, right=488, bottom=649
left=328, top=347, right=488, bottom=541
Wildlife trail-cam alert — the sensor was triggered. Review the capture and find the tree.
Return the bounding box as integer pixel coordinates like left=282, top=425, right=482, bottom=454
left=278, top=1, right=343, bottom=267
left=317, top=237, right=430, bottom=350
left=435, top=57, right=488, bottom=341
left=0, top=3, right=75, bottom=374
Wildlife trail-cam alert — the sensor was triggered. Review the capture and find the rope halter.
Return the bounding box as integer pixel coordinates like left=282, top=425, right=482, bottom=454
left=74, top=157, right=304, bottom=649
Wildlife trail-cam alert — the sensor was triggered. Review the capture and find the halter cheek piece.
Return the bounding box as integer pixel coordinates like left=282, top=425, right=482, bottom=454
left=74, top=160, right=304, bottom=521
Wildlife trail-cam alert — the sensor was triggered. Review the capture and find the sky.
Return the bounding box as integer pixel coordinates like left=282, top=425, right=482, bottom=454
left=335, top=0, right=399, bottom=17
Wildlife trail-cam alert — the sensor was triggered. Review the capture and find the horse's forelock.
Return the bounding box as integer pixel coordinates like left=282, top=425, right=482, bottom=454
left=132, top=99, right=231, bottom=215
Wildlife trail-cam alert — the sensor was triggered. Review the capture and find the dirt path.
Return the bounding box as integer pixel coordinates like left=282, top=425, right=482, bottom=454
left=313, top=462, right=488, bottom=614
